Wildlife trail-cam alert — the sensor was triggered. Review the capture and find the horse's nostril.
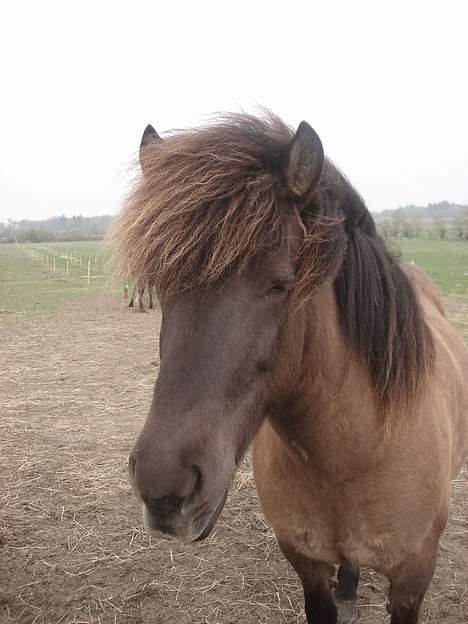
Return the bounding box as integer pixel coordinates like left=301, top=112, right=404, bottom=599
left=141, top=467, right=202, bottom=522
left=146, top=494, right=184, bottom=519
left=191, top=465, right=204, bottom=496
left=131, top=451, right=203, bottom=516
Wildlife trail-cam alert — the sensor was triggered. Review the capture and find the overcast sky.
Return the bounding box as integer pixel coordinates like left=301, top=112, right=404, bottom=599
left=1, top=0, right=467, bottom=222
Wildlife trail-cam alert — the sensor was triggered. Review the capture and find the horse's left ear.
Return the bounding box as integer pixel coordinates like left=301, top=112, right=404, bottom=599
left=282, top=121, right=324, bottom=199
left=140, top=124, right=162, bottom=173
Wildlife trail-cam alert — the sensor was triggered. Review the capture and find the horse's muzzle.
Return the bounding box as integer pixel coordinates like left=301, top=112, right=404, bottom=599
left=142, top=490, right=227, bottom=542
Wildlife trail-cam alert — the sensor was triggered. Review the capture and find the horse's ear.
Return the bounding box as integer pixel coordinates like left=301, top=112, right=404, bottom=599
left=282, top=121, right=324, bottom=199
left=140, top=124, right=162, bottom=173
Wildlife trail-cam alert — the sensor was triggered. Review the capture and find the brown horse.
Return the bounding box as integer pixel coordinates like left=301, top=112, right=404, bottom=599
left=128, top=282, right=154, bottom=311
left=110, top=114, right=468, bottom=624
left=126, top=126, right=160, bottom=313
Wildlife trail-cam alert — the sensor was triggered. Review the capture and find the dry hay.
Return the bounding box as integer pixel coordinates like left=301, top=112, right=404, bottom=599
left=0, top=293, right=467, bottom=623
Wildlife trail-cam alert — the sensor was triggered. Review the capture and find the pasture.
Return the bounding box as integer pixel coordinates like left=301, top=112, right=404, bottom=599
left=0, top=242, right=114, bottom=317
left=1, top=240, right=467, bottom=623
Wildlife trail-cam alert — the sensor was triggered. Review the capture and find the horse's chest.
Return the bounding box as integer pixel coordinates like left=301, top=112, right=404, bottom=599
left=297, top=518, right=396, bottom=570
left=257, top=470, right=400, bottom=570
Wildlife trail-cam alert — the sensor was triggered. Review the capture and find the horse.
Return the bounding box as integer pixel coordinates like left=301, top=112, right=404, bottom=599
left=128, top=282, right=155, bottom=311
left=109, top=113, right=468, bottom=624
left=125, top=126, right=162, bottom=313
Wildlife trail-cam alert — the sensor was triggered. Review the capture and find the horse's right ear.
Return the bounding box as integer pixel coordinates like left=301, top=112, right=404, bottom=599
left=281, top=121, right=324, bottom=200
left=139, top=124, right=162, bottom=173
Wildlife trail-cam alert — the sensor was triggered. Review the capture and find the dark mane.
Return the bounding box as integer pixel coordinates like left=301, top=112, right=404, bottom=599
left=322, top=174, right=435, bottom=411
left=109, top=112, right=434, bottom=411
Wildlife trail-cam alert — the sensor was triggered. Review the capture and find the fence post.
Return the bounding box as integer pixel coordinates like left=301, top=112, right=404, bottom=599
left=66, top=259, right=69, bottom=280
left=87, top=259, right=91, bottom=285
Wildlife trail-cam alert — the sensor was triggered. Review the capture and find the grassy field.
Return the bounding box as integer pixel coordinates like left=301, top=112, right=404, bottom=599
left=0, top=241, right=117, bottom=316
left=393, top=238, right=468, bottom=295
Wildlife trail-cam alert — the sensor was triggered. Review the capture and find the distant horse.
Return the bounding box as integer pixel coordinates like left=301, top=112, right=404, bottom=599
left=110, top=114, right=468, bottom=624
left=128, top=282, right=154, bottom=312
left=125, top=126, right=162, bottom=314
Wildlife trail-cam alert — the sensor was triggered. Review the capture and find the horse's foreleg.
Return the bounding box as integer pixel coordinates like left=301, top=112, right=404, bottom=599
left=387, top=536, right=439, bottom=624
left=336, top=565, right=359, bottom=600
left=335, top=565, right=359, bottom=623
left=148, top=287, right=154, bottom=309
left=128, top=286, right=136, bottom=308
left=279, top=541, right=337, bottom=624
left=138, top=287, right=146, bottom=312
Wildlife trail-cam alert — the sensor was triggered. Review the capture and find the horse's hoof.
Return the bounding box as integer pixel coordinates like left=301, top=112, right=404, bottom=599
left=335, top=599, right=358, bottom=624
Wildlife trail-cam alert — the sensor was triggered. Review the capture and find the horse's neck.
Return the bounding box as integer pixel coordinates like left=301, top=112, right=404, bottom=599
left=271, top=284, right=383, bottom=477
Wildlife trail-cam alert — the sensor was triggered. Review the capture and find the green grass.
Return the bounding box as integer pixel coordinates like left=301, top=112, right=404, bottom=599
left=391, top=238, right=468, bottom=295
left=0, top=241, right=119, bottom=317
left=33, top=240, right=110, bottom=264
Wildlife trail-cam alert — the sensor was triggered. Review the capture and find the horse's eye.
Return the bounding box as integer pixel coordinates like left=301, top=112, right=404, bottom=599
left=268, top=281, right=289, bottom=295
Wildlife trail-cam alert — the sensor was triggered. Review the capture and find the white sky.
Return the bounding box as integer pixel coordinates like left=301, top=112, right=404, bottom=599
left=1, top=0, right=467, bottom=222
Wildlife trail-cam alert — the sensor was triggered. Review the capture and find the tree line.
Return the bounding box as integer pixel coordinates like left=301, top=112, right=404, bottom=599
left=0, top=215, right=113, bottom=243
left=2, top=204, right=467, bottom=243
left=378, top=212, right=468, bottom=240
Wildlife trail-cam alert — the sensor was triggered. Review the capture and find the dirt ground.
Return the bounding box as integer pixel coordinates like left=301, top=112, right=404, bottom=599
left=1, top=294, right=467, bottom=624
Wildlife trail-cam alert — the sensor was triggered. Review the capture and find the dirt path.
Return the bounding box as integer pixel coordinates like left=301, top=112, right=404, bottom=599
left=1, top=294, right=466, bottom=623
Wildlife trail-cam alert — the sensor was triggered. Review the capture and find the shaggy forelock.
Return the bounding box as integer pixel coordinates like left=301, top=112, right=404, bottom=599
left=108, top=113, right=303, bottom=292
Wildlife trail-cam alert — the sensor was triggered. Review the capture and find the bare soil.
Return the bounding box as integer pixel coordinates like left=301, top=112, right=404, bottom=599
left=1, top=294, right=466, bottom=623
